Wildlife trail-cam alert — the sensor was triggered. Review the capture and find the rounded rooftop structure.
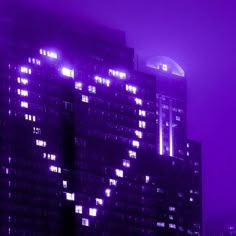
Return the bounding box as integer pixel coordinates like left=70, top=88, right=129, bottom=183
left=146, top=56, right=185, bottom=77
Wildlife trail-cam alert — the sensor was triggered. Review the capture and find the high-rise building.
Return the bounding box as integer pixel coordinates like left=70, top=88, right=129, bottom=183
left=0, top=2, right=202, bottom=235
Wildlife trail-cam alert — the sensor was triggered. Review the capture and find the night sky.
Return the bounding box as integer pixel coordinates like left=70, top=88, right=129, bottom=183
left=6, top=0, right=236, bottom=230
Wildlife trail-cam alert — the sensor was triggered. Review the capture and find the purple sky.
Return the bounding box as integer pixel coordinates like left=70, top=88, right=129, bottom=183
left=14, top=0, right=236, bottom=227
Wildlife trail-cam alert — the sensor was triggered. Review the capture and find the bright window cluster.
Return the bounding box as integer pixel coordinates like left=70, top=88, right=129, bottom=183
left=135, top=130, right=143, bottom=139
left=156, top=222, right=165, bottom=228
left=49, top=165, right=61, bottom=173
left=21, top=101, right=28, bottom=108
left=128, top=150, right=136, bottom=159
left=108, top=69, right=126, bottom=79
left=135, top=98, right=143, bottom=106
left=94, top=76, right=110, bottom=87
left=36, top=139, right=46, bottom=147
left=17, top=89, right=28, bottom=97
left=25, top=114, right=36, bottom=122
left=75, top=82, right=82, bottom=90
left=75, top=205, right=83, bottom=214
left=109, top=179, right=117, bottom=186
left=28, top=57, right=41, bottom=65
left=89, top=208, right=97, bottom=216
left=115, top=169, right=123, bottom=178
left=88, top=85, right=96, bottom=94
left=61, top=67, right=74, bottom=78
left=40, top=49, right=58, bottom=59
left=20, top=66, right=31, bottom=74
left=139, top=121, right=146, bottom=129
left=17, top=77, right=28, bottom=85
left=66, top=192, right=75, bottom=201
left=132, top=140, right=140, bottom=148
left=125, top=84, right=137, bottom=94
left=138, top=109, right=146, bottom=117
left=122, top=159, right=130, bottom=168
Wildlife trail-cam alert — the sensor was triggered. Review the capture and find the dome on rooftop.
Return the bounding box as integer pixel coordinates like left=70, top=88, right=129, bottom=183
left=146, top=56, right=185, bottom=77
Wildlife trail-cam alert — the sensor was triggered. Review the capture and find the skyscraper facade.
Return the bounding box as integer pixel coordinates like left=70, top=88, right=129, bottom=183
left=0, top=3, right=202, bottom=235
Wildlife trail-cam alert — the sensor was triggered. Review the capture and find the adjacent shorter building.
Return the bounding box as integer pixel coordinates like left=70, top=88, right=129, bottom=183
left=0, top=2, right=202, bottom=235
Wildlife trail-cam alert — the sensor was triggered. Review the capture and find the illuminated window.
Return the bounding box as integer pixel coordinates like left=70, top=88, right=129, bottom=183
left=190, top=197, right=194, bottom=202
left=169, top=206, right=176, bottom=211
left=82, top=218, right=89, bottom=227
left=145, top=176, right=150, bottom=183
left=63, top=181, right=67, bottom=188
left=139, top=121, right=146, bottom=129
left=156, top=188, right=163, bottom=193
left=20, top=66, right=31, bottom=74
left=169, top=215, right=174, bottom=220
left=109, top=69, right=126, bottom=79
left=88, top=85, right=96, bottom=94
left=125, top=84, right=137, bottom=94
left=138, top=110, right=146, bottom=117
left=96, top=198, right=103, bottom=206
left=105, top=188, right=111, bottom=197
left=115, top=169, right=123, bottom=178
left=33, top=127, right=41, bottom=134
left=82, top=95, right=89, bottom=103
left=128, top=150, right=136, bottom=159
left=187, top=151, right=190, bottom=156
left=47, top=154, right=56, bottom=161
left=132, top=140, right=140, bottom=148
left=135, top=98, right=142, bottom=106
left=186, top=143, right=190, bottom=148
left=17, top=77, right=28, bottom=85
left=62, top=67, right=74, bottom=78
left=47, top=51, right=58, bottom=59
left=66, top=192, right=75, bottom=201
left=89, top=208, right=97, bottom=217
left=135, top=130, right=143, bottom=139
left=75, top=82, right=82, bottom=90
left=162, top=64, right=168, bottom=71
left=109, top=179, right=117, bottom=186
left=169, top=223, right=176, bottom=229
left=176, top=116, right=181, bottom=121
left=49, top=165, right=61, bottom=173
left=123, top=159, right=130, bottom=168
left=156, top=222, right=165, bottom=228
left=95, top=76, right=110, bottom=87
left=36, top=139, right=46, bottom=147
left=75, top=205, right=82, bottom=214
left=21, top=101, right=28, bottom=108
left=39, top=49, right=46, bottom=55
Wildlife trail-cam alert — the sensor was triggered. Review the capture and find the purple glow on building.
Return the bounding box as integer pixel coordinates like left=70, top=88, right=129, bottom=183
left=169, top=100, right=173, bottom=157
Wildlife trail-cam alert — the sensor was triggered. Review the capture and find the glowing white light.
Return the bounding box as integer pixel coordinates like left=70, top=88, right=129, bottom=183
left=169, top=206, right=176, bottom=211
left=122, top=159, right=130, bottom=168
left=96, top=198, right=103, bottom=206
left=115, top=169, right=123, bottom=178
left=135, top=130, right=143, bottom=139
left=138, top=110, right=146, bottom=117
left=89, top=208, right=97, bottom=216
left=94, top=76, right=110, bottom=87
left=145, top=176, right=150, bottom=183
left=20, top=66, right=31, bottom=74
left=21, top=101, right=28, bottom=108
left=125, top=84, right=137, bottom=94
left=36, top=139, right=46, bottom=147
left=132, top=140, right=140, bottom=148
left=63, top=180, right=67, bottom=188
left=138, top=121, right=146, bottom=129
left=88, top=85, right=96, bottom=94
left=157, top=222, right=165, bottom=228
left=62, top=67, right=74, bottom=78
left=82, top=95, right=89, bottom=103
left=109, top=179, right=117, bottom=186
left=109, top=69, right=126, bottom=79
left=17, top=89, right=28, bottom=97
left=128, top=150, right=136, bottom=159
left=66, top=192, right=75, bottom=201
left=190, top=197, right=194, bottom=202
left=47, top=51, right=58, bottom=59
left=75, top=82, right=82, bottom=90
left=135, top=98, right=142, bottom=106
left=169, top=223, right=176, bottom=229
left=105, top=188, right=111, bottom=197
left=162, top=64, right=168, bottom=71
left=17, top=77, right=28, bottom=85
left=82, top=218, right=89, bottom=227
left=75, top=205, right=82, bottom=214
